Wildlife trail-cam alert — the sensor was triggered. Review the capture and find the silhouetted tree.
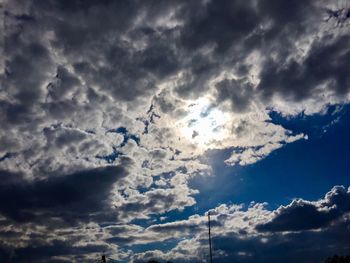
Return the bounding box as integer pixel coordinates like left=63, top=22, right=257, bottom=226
left=325, top=255, right=350, bottom=263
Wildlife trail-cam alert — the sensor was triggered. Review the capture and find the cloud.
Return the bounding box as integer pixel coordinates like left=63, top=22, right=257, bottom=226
left=256, top=185, right=350, bottom=232
left=132, top=186, right=350, bottom=263
left=258, top=35, right=350, bottom=102
left=179, top=0, right=259, bottom=54
left=215, top=78, right=255, bottom=113
left=1, top=0, right=350, bottom=262
left=0, top=165, right=127, bottom=223
left=3, top=0, right=345, bottom=180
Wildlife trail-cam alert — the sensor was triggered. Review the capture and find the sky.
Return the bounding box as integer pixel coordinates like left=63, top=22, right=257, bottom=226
left=0, top=0, right=350, bottom=262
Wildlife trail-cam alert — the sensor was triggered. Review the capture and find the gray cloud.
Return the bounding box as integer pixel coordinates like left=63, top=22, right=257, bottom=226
left=216, top=78, right=255, bottom=112
left=179, top=0, right=259, bottom=53
left=256, top=186, right=350, bottom=232
left=0, top=165, right=127, bottom=224
left=258, top=35, right=350, bottom=102
left=1, top=0, right=350, bottom=262
left=133, top=186, right=350, bottom=263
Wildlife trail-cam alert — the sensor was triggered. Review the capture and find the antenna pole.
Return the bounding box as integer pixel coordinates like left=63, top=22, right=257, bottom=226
left=208, top=212, right=213, bottom=263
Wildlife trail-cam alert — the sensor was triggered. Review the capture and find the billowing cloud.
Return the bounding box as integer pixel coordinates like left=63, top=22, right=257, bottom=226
left=256, top=186, right=350, bottom=232
left=1, top=0, right=350, bottom=261
left=132, top=186, right=350, bottom=263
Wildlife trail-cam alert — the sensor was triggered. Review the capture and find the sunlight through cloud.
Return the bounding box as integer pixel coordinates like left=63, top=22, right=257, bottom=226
left=177, top=97, right=230, bottom=149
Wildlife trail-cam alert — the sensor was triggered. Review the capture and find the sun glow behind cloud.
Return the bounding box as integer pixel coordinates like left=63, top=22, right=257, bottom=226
left=2, top=0, right=350, bottom=262
left=178, top=97, right=230, bottom=149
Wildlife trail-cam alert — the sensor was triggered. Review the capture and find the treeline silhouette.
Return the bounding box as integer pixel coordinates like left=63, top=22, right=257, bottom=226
left=147, top=260, right=172, bottom=263
left=325, top=255, right=350, bottom=263
left=144, top=255, right=350, bottom=263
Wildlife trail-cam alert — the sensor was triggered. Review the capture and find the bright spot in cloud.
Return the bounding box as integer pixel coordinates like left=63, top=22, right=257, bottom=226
left=178, top=97, right=230, bottom=149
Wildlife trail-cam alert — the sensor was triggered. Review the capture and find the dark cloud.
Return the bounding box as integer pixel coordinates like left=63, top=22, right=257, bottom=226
left=258, top=35, right=350, bottom=102
left=0, top=165, right=126, bottom=223
left=216, top=78, right=254, bottom=112
left=2, top=40, right=54, bottom=127
left=4, top=11, right=55, bottom=105
left=46, top=65, right=81, bottom=101
left=43, top=125, right=87, bottom=148
left=3, top=0, right=348, bottom=114
left=1, top=0, right=350, bottom=262
left=0, top=240, right=109, bottom=263
left=133, top=187, right=350, bottom=263
left=257, top=201, right=338, bottom=232
left=258, top=0, right=314, bottom=28
left=3, top=0, right=348, bottom=127
left=0, top=163, right=133, bottom=260
left=256, top=186, right=350, bottom=232
left=133, top=220, right=350, bottom=263
left=34, top=0, right=181, bottom=103
left=211, top=220, right=350, bottom=263
left=247, top=0, right=319, bottom=61
left=179, top=0, right=259, bottom=53
left=117, top=187, right=196, bottom=221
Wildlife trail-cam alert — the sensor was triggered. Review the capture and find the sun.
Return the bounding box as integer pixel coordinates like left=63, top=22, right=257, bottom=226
left=178, top=97, right=230, bottom=149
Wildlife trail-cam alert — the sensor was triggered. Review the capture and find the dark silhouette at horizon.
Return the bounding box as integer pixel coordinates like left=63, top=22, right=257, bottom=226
left=325, top=255, right=350, bottom=263
left=147, top=260, right=172, bottom=263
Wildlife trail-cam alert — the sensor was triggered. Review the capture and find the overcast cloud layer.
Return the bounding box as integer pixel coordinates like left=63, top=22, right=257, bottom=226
left=1, top=0, right=350, bottom=262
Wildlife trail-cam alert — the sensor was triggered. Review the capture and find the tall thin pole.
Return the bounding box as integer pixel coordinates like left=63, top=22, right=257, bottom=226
left=208, top=212, right=213, bottom=263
